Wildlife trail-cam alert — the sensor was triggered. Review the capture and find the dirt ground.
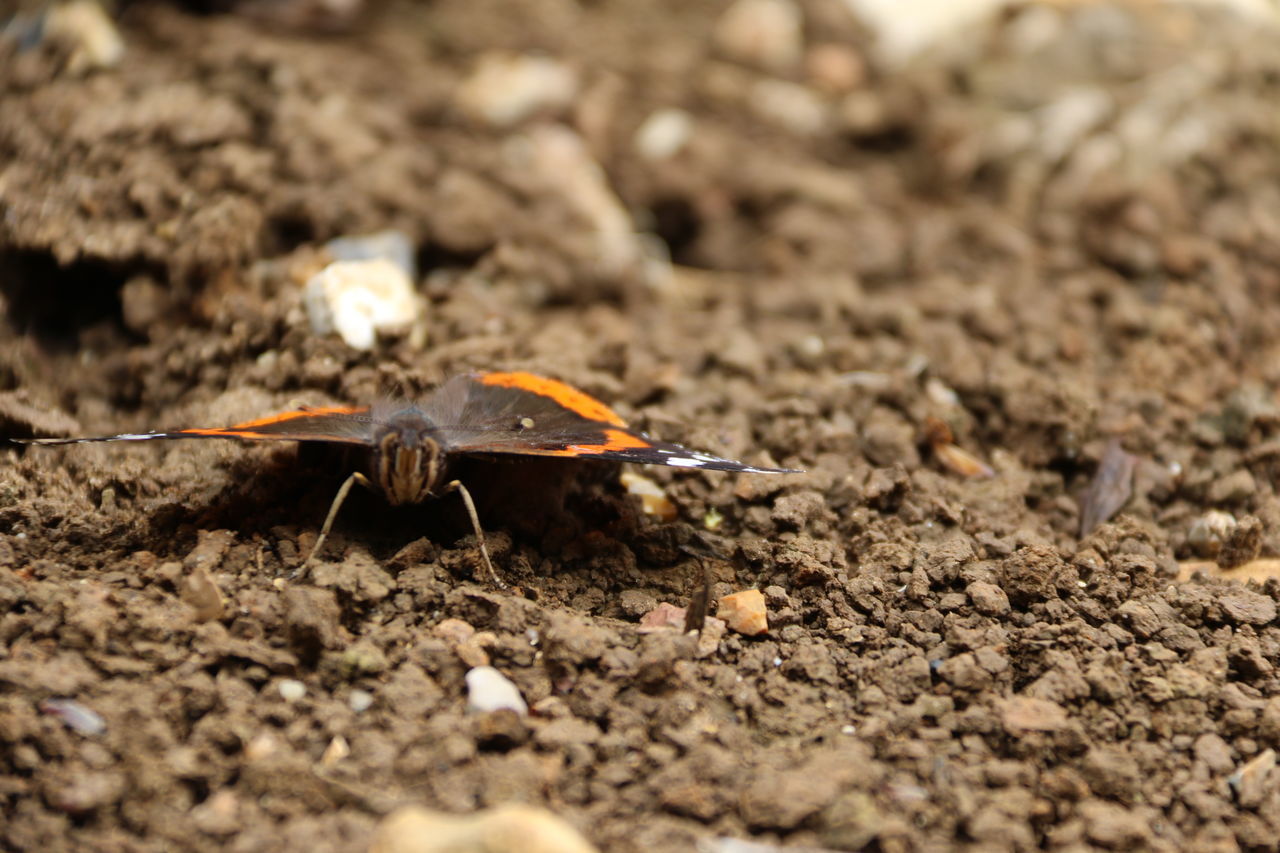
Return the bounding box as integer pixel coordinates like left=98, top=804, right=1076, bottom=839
left=3, top=0, right=1280, bottom=850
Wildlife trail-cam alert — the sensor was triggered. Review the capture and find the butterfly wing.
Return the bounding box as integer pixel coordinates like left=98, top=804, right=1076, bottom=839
left=425, top=372, right=799, bottom=474
left=15, top=406, right=377, bottom=446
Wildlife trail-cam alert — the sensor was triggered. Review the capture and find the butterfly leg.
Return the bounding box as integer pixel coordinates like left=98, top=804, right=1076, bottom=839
left=444, top=479, right=504, bottom=588
left=298, top=471, right=373, bottom=576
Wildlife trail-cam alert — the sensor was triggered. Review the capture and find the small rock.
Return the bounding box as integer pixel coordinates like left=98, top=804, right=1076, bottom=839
left=474, top=709, right=530, bottom=750
left=39, top=699, right=105, bottom=736
left=340, top=641, right=390, bottom=677
left=1208, top=469, right=1257, bottom=505
left=620, top=471, right=677, bottom=521
left=749, top=79, right=828, bottom=136
left=717, top=589, right=769, bottom=636
left=510, top=125, right=646, bottom=280
left=1187, top=510, right=1237, bottom=558
left=44, top=0, right=126, bottom=74
left=1218, top=515, right=1263, bottom=569
left=1228, top=748, right=1275, bottom=808
left=277, top=679, right=306, bottom=703
left=320, top=735, right=350, bottom=767
left=184, top=529, right=234, bottom=572
left=639, top=602, right=688, bottom=632
left=634, top=108, right=694, bottom=161
left=998, top=696, right=1068, bottom=733
left=349, top=689, right=374, bottom=713
left=181, top=564, right=224, bottom=623
left=805, top=44, right=867, bottom=94
left=433, top=618, right=477, bottom=646
left=714, top=0, right=804, bottom=72
left=190, top=789, right=239, bottom=837
left=465, top=666, right=528, bottom=716
left=370, top=805, right=598, bottom=853
left=1079, top=798, right=1152, bottom=847
left=1218, top=588, right=1277, bottom=626
left=1193, top=733, right=1234, bottom=775
left=966, top=581, right=1010, bottom=616
left=456, top=53, right=577, bottom=128
left=244, top=732, right=278, bottom=762
left=303, top=258, right=425, bottom=351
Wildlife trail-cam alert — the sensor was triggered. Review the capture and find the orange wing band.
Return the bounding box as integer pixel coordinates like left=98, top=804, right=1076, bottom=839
left=544, top=428, right=650, bottom=456
left=480, top=372, right=627, bottom=427
left=178, top=406, right=369, bottom=437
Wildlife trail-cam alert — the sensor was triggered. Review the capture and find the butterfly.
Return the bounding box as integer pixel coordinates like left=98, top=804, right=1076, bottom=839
left=16, top=371, right=801, bottom=585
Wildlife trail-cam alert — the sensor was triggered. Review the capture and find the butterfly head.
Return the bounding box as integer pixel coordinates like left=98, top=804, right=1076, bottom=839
left=372, top=411, right=445, bottom=505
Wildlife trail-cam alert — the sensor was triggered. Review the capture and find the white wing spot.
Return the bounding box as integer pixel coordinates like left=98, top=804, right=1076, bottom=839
left=665, top=457, right=706, bottom=468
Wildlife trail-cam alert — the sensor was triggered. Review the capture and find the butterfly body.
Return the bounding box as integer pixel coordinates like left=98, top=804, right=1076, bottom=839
left=367, top=406, right=448, bottom=505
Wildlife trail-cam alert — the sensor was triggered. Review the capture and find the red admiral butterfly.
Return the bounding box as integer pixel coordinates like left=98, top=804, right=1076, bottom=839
left=18, top=372, right=800, bottom=584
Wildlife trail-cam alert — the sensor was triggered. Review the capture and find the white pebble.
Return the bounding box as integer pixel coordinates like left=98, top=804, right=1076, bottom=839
left=635, top=109, right=694, bottom=161
left=749, top=79, right=828, bottom=136
left=303, top=258, right=424, bottom=351
left=44, top=0, right=126, bottom=74
left=465, top=666, right=528, bottom=716
left=456, top=53, right=577, bottom=128
left=349, top=689, right=374, bottom=713
left=278, top=679, right=306, bottom=703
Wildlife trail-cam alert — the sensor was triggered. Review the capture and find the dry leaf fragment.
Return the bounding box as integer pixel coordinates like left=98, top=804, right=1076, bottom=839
left=1079, top=439, right=1137, bottom=537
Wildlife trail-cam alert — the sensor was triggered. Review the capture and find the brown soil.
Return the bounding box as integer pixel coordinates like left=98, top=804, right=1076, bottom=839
left=4, top=1, right=1280, bottom=850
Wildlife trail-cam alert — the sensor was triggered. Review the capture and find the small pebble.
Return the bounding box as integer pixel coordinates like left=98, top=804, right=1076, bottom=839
left=474, top=709, right=530, bottom=750
left=244, top=732, right=278, bottom=762
left=181, top=564, right=224, bottom=623
left=805, top=43, right=866, bottom=93
left=749, top=79, right=828, bottom=136
left=44, top=0, right=126, bottom=74
left=620, top=471, right=678, bottom=521
left=1228, top=748, right=1275, bottom=808
left=303, top=258, right=424, bottom=351
left=433, top=618, right=477, bottom=645
left=349, top=689, right=374, bottom=713
left=639, top=602, right=688, bottom=632
left=369, top=804, right=598, bottom=853
left=456, top=53, right=577, bottom=127
left=39, top=699, right=106, bottom=736
left=634, top=108, right=694, bottom=161
left=465, top=666, right=528, bottom=716
left=714, top=0, right=804, bottom=72
left=1187, top=510, right=1237, bottom=558
left=717, top=589, right=769, bottom=636
left=277, top=679, right=306, bottom=703
left=320, top=735, right=350, bottom=767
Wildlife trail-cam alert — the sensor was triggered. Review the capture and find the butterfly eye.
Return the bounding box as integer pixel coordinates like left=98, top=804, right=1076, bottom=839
left=516, top=417, right=535, bottom=430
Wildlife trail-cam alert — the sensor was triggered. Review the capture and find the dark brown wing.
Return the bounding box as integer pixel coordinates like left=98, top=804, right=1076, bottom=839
left=423, top=372, right=800, bottom=474
left=15, top=406, right=378, bottom=446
